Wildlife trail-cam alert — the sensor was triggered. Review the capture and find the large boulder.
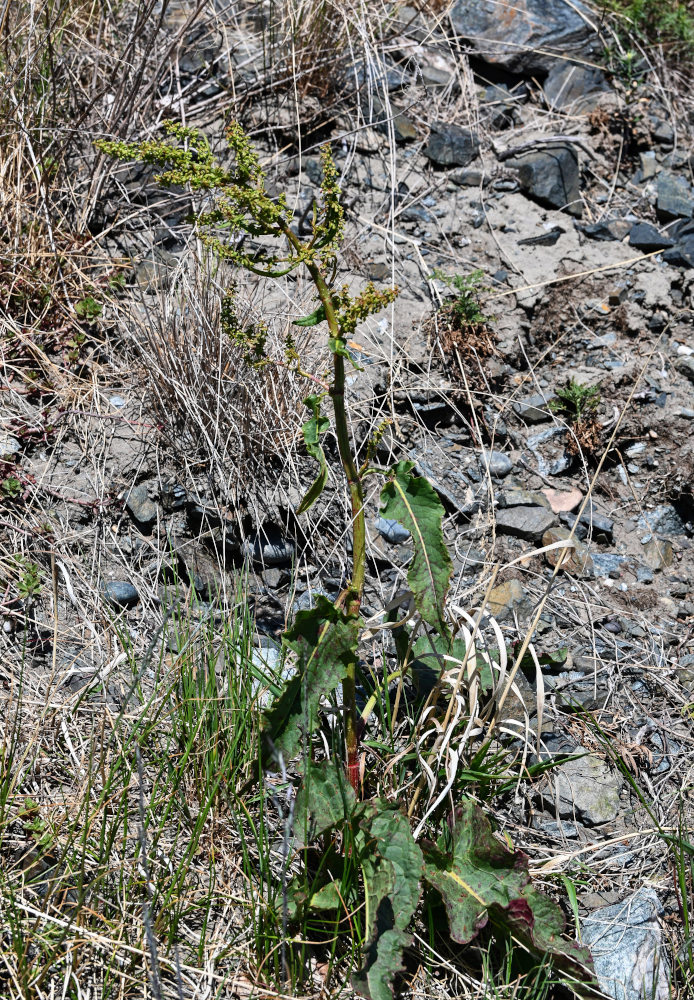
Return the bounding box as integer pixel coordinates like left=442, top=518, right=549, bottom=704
left=449, top=0, right=599, bottom=75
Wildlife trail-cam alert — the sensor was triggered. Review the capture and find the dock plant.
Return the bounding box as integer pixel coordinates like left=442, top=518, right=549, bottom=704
left=98, top=122, right=596, bottom=998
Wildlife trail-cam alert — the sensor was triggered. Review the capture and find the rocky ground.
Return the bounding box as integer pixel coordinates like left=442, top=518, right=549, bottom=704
left=4, top=0, right=694, bottom=996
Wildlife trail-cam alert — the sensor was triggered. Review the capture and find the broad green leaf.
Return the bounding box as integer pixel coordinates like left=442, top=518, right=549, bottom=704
left=262, top=596, right=359, bottom=764
left=422, top=798, right=595, bottom=982
left=297, top=396, right=330, bottom=514
left=286, top=876, right=343, bottom=921
left=380, top=462, right=452, bottom=643
left=352, top=803, right=423, bottom=1000
left=293, top=304, right=326, bottom=327
left=294, top=761, right=356, bottom=848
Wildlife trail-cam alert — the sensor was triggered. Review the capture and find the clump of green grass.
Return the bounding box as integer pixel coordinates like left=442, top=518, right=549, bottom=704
left=429, top=268, right=495, bottom=385
left=550, top=378, right=602, bottom=458
left=601, top=0, right=694, bottom=60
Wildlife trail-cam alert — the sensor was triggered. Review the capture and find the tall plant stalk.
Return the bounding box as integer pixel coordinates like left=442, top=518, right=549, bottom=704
left=98, top=123, right=392, bottom=791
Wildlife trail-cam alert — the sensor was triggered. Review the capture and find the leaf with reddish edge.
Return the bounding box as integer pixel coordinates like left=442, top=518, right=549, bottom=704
left=422, top=798, right=596, bottom=985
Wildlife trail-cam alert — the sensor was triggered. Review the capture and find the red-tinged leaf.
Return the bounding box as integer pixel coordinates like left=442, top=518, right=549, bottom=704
left=422, top=798, right=596, bottom=984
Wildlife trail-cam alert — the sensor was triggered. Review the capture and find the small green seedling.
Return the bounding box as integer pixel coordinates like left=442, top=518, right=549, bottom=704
left=12, top=556, right=42, bottom=600
left=74, top=295, right=102, bottom=321
left=431, top=267, right=488, bottom=327
left=1, top=476, right=21, bottom=498
left=550, top=378, right=601, bottom=423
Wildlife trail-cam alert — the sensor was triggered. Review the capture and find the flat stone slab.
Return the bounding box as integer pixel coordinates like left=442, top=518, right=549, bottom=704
left=495, top=505, right=557, bottom=542
left=581, top=888, right=670, bottom=1000
left=449, top=0, right=598, bottom=74
left=550, top=754, right=623, bottom=825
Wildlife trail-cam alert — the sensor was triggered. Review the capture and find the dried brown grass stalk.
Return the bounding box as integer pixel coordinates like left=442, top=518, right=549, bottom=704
left=122, top=259, right=318, bottom=506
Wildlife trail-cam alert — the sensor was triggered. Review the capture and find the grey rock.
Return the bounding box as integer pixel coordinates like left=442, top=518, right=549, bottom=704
left=497, top=487, right=551, bottom=509
left=675, top=355, right=694, bottom=383
left=639, top=151, right=658, bottom=180
left=592, top=552, right=629, bottom=580
left=550, top=754, right=623, bottom=825
left=495, top=505, right=557, bottom=542
left=508, top=144, right=582, bottom=217
left=636, top=504, right=687, bottom=536
left=629, top=222, right=675, bottom=252
left=241, top=525, right=295, bottom=567
left=125, top=482, right=159, bottom=532
left=663, top=217, right=694, bottom=268
left=479, top=449, right=514, bottom=478
left=424, top=122, right=479, bottom=167
left=651, top=117, right=675, bottom=145
left=0, top=432, right=21, bottom=458
left=160, top=482, right=187, bottom=512
left=375, top=517, right=411, bottom=544
left=102, top=581, right=139, bottom=609
left=412, top=456, right=487, bottom=519
left=527, top=426, right=571, bottom=476
left=448, top=0, right=599, bottom=74
left=649, top=730, right=680, bottom=774
left=561, top=507, right=614, bottom=543
left=582, top=219, right=632, bottom=241
left=542, top=818, right=581, bottom=838
left=544, top=62, right=610, bottom=111
left=449, top=167, right=488, bottom=187
left=656, top=172, right=694, bottom=221
left=292, top=587, right=332, bottom=614
left=483, top=83, right=517, bottom=129
left=592, top=552, right=628, bottom=579
left=513, top=393, right=556, bottom=423
left=581, top=888, right=670, bottom=1000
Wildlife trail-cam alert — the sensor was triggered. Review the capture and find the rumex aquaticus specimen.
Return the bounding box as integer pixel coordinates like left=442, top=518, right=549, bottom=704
left=97, top=122, right=597, bottom=1000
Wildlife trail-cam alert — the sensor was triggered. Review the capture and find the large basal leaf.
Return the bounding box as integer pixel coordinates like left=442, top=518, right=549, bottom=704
left=352, top=803, right=423, bottom=1000
left=380, top=462, right=452, bottom=643
left=262, top=596, right=359, bottom=764
left=422, top=798, right=595, bottom=982
left=294, top=760, right=356, bottom=848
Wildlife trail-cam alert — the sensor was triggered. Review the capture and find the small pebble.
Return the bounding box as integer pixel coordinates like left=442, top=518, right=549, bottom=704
left=102, top=581, right=139, bottom=609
